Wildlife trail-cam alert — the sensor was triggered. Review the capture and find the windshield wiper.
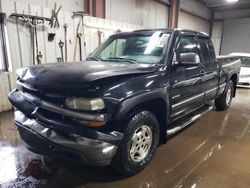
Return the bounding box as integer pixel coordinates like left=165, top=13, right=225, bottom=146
left=106, top=57, right=137, bottom=64
left=87, top=56, right=137, bottom=64
left=86, top=56, right=103, bottom=61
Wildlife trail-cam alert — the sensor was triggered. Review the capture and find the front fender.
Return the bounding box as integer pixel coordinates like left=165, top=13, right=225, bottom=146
left=112, top=88, right=169, bottom=120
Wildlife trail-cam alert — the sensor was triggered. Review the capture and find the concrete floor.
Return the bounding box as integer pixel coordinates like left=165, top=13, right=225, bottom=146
left=1, top=89, right=250, bottom=188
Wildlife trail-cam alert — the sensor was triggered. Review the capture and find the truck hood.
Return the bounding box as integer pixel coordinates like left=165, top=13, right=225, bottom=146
left=17, top=61, right=157, bottom=90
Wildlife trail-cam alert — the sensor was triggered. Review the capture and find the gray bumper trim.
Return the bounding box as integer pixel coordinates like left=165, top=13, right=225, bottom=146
left=15, top=111, right=118, bottom=163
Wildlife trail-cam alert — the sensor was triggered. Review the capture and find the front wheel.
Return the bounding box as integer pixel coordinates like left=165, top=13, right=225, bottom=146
left=111, top=110, right=159, bottom=176
left=215, top=80, right=234, bottom=111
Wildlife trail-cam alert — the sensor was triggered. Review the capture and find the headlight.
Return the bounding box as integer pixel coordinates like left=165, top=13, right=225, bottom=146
left=65, top=97, right=105, bottom=111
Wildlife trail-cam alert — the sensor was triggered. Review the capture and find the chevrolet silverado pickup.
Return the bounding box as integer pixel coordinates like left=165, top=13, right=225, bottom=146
left=9, top=29, right=240, bottom=176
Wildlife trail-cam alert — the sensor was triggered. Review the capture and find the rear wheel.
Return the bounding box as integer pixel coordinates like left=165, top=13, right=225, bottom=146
left=215, top=80, right=234, bottom=110
left=111, top=110, right=159, bottom=176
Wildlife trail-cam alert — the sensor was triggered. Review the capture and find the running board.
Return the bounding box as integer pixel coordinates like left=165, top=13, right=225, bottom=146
left=167, top=105, right=213, bottom=136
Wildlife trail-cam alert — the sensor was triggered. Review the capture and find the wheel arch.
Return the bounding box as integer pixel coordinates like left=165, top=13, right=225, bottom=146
left=112, top=89, right=169, bottom=144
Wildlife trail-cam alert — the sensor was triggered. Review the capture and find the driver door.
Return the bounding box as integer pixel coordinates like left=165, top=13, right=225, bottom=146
left=169, top=34, right=205, bottom=121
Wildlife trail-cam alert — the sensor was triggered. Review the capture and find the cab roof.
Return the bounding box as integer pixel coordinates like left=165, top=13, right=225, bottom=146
left=113, top=28, right=209, bottom=38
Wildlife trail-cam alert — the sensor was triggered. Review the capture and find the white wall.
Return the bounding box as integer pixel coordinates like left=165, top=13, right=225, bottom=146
left=180, top=0, right=210, bottom=20
left=178, top=11, right=209, bottom=33
left=211, top=21, right=223, bottom=55
left=215, top=9, right=250, bottom=20
left=215, top=9, right=250, bottom=55
left=2, top=0, right=84, bottom=12
left=0, top=73, right=11, bottom=112
left=106, top=0, right=169, bottom=28
left=0, top=0, right=85, bottom=112
left=220, top=18, right=250, bottom=55
left=178, top=0, right=210, bottom=34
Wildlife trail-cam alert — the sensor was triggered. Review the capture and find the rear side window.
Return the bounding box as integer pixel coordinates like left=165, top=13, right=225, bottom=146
left=198, top=37, right=215, bottom=62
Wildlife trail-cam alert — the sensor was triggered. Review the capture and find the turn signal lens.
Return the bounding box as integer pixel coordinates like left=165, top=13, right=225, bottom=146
left=87, top=121, right=106, bottom=127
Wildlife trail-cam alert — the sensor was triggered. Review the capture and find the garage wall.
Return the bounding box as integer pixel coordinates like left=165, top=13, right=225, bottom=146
left=178, top=11, right=209, bottom=33
left=0, top=0, right=143, bottom=112
left=0, top=73, right=11, bottom=112
left=106, top=0, right=169, bottom=28
left=178, top=0, right=210, bottom=34
left=215, top=9, right=250, bottom=55
left=0, top=0, right=83, bottom=112
left=215, top=9, right=250, bottom=20
left=220, top=18, right=250, bottom=55
left=180, top=0, right=210, bottom=21
left=1, top=0, right=84, bottom=12
left=211, top=21, right=223, bottom=55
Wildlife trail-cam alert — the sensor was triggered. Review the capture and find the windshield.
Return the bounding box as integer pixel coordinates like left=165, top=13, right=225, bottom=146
left=88, top=31, right=171, bottom=64
left=240, top=57, right=250, bottom=67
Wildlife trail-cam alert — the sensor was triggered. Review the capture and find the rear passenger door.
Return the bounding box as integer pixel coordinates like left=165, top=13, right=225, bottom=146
left=197, top=37, right=220, bottom=101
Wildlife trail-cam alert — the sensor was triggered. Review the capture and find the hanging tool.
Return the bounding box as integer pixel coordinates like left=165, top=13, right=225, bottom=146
left=33, top=18, right=41, bottom=64
left=48, top=33, right=55, bottom=41
left=30, top=25, right=36, bottom=65
left=10, top=13, right=52, bottom=22
left=10, top=13, right=51, bottom=65
left=72, top=12, right=88, bottom=61
left=63, top=24, right=68, bottom=62
left=81, top=14, right=87, bottom=60
left=77, top=33, right=82, bottom=61
left=0, top=13, right=10, bottom=71
left=57, top=57, right=62, bottom=62
left=58, top=40, right=64, bottom=62
left=37, top=51, right=42, bottom=64
left=49, top=3, right=62, bottom=29
left=98, top=30, right=103, bottom=46
left=73, top=17, right=82, bottom=61
left=31, top=17, right=44, bottom=65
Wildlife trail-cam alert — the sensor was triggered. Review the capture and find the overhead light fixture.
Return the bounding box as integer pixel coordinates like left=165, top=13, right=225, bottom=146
left=226, top=0, right=239, bottom=3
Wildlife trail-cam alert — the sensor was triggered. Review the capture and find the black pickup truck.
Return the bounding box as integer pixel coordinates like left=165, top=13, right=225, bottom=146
left=9, top=29, right=240, bottom=176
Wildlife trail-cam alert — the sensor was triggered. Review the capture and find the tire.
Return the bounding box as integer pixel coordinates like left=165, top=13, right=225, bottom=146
left=111, top=110, right=160, bottom=176
left=215, top=80, right=234, bottom=111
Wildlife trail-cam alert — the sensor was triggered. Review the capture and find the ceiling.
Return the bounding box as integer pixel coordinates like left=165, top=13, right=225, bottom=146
left=199, top=0, right=250, bottom=11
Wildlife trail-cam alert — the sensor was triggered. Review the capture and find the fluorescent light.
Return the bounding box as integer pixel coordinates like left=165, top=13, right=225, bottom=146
left=226, top=0, right=239, bottom=3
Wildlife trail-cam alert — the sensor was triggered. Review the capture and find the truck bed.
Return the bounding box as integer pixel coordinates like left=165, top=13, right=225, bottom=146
left=217, top=55, right=241, bottom=76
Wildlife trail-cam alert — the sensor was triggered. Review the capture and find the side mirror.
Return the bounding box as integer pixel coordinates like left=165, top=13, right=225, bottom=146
left=179, top=52, right=200, bottom=65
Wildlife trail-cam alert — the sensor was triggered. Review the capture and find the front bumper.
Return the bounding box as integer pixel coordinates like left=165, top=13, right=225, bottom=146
left=14, top=111, right=119, bottom=166
left=9, top=89, right=123, bottom=166
left=238, top=78, right=250, bottom=88
left=237, top=82, right=250, bottom=88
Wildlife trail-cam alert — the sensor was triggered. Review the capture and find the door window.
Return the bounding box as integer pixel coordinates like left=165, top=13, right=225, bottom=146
left=176, top=36, right=199, bottom=61
left=198, top=38, right=215, bottom=62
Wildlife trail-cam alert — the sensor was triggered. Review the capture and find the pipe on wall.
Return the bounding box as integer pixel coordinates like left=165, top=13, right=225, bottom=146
left=0, top=13, right=10, bottom=71
left=84, top=0, right=105, bottom=18
left=169, top=0, right=180, bottom=28
left=209, top=10, right=214, bottom=37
